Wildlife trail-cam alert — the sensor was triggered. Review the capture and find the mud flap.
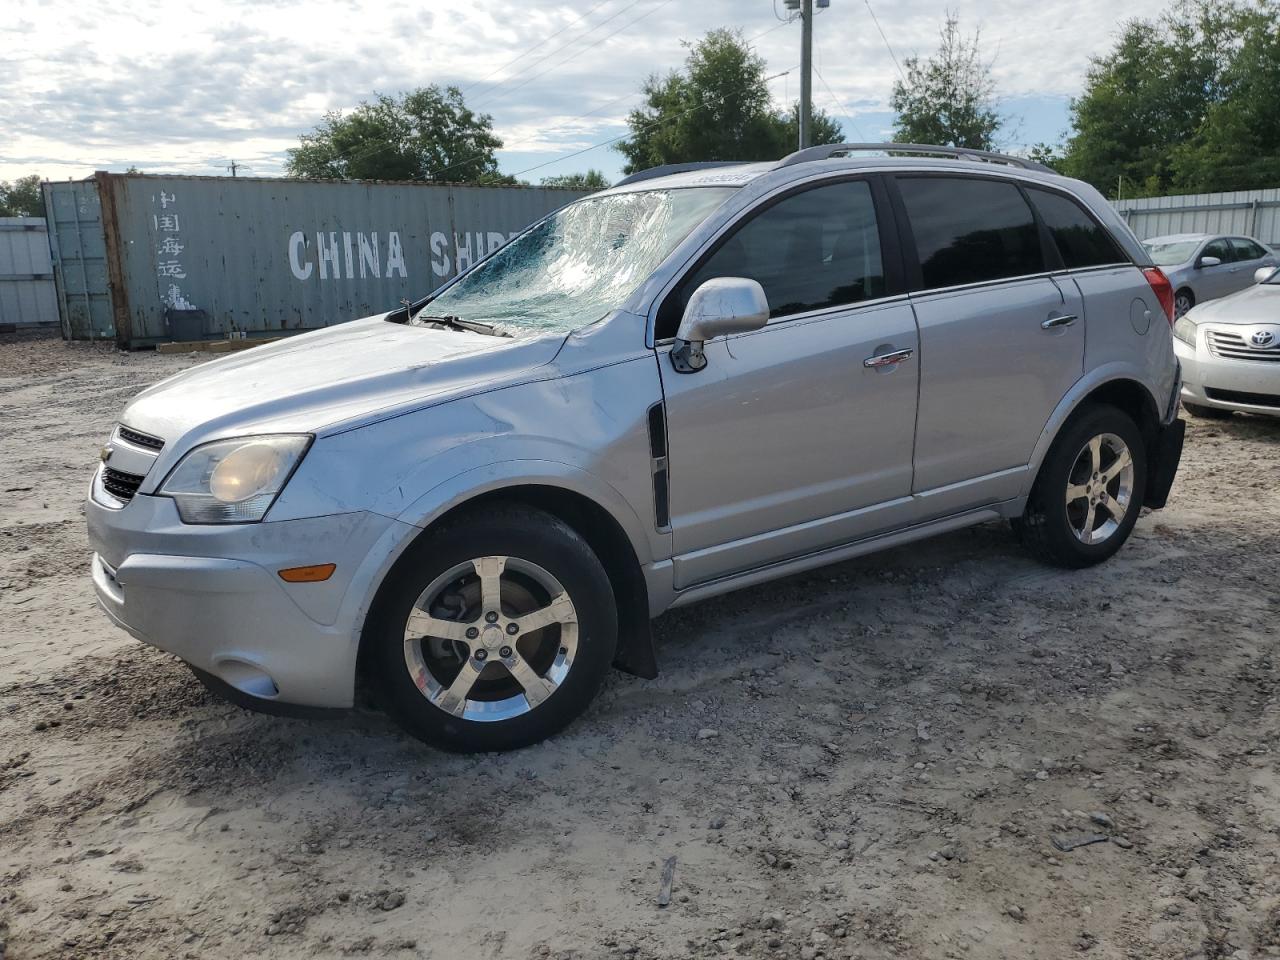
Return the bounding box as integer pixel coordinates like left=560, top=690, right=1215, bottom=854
left=1144, top=418, right=1185, bottom=509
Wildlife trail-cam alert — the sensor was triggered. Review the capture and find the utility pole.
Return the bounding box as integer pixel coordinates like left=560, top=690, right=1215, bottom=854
left=786, top=0, right=827, bottom=150
left=799, top=0, right=813, bottom=149
left=228, top=160, right=239, bottom=177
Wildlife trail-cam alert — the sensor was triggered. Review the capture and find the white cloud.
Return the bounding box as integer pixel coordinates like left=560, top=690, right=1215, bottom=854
left=1, top=0, right=1172, bottom=182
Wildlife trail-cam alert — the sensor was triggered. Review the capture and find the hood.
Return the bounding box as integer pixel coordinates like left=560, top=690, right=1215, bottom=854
left=121, top=315, right=567, bottom=448
left=1188, top=282, right=1280, bottom=325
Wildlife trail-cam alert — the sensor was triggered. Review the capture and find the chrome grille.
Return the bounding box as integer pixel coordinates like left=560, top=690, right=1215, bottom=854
left=1206, top=330, right=1280, bottom=362
left=116, top=425, right=165, bottom=451
left=101, top=466, right=145, bottom=502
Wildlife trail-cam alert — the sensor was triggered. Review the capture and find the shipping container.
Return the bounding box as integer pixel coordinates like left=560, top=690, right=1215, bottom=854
left=1114, top=187, right=1280, bottom=247
left=42, top=173, right=590, bottom=348
left=0, top=217, right=58, bottom=330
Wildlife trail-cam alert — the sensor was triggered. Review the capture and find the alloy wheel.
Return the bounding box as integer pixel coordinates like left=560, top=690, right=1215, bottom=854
left=1065, top=433, right=1135, bottom=545
left=403, top=555, right=579, bottom=722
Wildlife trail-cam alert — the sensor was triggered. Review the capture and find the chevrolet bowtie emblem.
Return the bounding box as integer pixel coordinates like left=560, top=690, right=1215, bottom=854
left=100, top=443, right=114, bottom=463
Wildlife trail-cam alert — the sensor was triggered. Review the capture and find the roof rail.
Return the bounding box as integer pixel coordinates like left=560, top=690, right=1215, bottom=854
left=775, top=142, right=1055, bottom=174
left=613, top=161, right=751, bottom=187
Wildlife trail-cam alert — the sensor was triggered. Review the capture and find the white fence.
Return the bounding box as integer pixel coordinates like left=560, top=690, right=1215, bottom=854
left=1114, top=188, right=1280, bottom=247
left=0, top=217, right=58, bottom=329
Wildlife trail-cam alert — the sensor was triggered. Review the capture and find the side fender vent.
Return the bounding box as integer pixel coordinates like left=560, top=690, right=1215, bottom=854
left=646, top=402, right=671, bottom=530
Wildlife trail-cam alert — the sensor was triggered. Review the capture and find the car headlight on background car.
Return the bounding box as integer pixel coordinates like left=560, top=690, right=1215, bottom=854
left=158, top=435, right=311, bottom=524
left=1173, top=316, right=1198, bottom=347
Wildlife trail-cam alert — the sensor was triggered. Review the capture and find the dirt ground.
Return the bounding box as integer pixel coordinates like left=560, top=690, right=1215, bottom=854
left=1, top=330, right=1277, bottom=960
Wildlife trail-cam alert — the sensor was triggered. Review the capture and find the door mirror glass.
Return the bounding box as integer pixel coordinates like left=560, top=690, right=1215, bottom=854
left=1198, top=255, right=1222, bottom=268
left=1255, top=266, right=1278, bottom=284
left=671, top=277, right=769, bottom=373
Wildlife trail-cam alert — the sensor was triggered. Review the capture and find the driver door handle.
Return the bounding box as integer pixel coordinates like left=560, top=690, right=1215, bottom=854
left=863, top=348, right=914, bottom=368
left=1042, top=313, right=1078, bottom=329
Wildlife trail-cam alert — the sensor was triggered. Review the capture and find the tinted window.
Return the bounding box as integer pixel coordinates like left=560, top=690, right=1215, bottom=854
left=1231, top=238, right=1268, bottom=261
left=1203, top=239, right=1233, bottom=263
left=1025, top=187, right=1126, bottom=269
left=658, top=180, right=885, bottom=336
left=898, top=177, right=1044, bottom=289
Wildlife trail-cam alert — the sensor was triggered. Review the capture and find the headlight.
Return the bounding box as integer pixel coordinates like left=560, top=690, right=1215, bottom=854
left=1173, top=316, right=1198, bottom=346
left=159, top=435, right=311, bottom=524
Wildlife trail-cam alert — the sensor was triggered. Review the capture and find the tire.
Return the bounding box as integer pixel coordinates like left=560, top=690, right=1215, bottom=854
left=364, top=504, right=618, bottom=752
left=1182, top=401, right=1231, bottom=420
left=1014, top=404, right=1148, bottom=569
left=1174, top=289, right=1195, bottom=318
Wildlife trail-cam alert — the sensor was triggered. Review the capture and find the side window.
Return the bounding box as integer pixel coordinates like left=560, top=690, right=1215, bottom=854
left=656, top=180, right=886, bottom=338
left=897, top=176, right=1045, bottom=290
left=1231, top=238, right=1268, bottom=262
left=1202, top=239, right=1233, bottom=263
left=1025, top=187, right=1126, bottom=269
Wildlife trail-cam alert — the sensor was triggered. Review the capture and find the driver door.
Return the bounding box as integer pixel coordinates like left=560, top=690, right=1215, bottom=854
left=654, top=177, right=920, bottom=589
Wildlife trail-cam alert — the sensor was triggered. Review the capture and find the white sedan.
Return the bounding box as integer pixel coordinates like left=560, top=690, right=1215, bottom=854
left=1174, top=265, right=1280, bottom=418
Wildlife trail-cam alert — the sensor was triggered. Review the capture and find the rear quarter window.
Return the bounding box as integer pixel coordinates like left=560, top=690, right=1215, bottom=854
left=1025, top=187, right=1127, bottom=269
left=897, top=176, right=1044, bottom=290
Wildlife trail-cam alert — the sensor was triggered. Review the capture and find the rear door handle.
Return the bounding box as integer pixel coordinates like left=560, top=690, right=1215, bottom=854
left=1042, top=313, right=1078, bottom=329
left=863, top=348, right=914, bottom=368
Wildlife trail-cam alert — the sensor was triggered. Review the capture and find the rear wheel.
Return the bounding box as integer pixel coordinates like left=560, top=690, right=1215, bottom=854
left=1014, top=405, right=1148, bottom=568
left=365, top=505, right=617, bottom=752
left=1183, top=401, right=1231, bottom=420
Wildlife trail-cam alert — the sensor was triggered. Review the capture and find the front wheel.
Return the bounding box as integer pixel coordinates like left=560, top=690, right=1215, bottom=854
left=364, top=505, right=618, bottom=752
left=1174, top=289, right=1195, bottom=318
left=1014, top=404, right=1148, bottom=568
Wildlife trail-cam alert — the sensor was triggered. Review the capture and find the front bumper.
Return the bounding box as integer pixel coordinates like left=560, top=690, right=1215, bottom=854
left=87, top=491, right=416, bottom=708
left=1175, top=334, right=1280, bottom=417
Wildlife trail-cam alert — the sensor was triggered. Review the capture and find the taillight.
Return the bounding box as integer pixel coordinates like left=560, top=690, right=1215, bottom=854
left=1143, top=267, right=1175, bottom=325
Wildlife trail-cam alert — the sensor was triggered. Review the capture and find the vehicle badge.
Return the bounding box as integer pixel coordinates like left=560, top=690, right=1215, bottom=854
left=100, top=443, right=114, bottom=463
left=1251, top=329, right=1276, bottom=348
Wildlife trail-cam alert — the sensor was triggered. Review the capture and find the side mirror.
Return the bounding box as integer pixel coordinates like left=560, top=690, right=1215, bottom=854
left=1255, top=266, right=1278, bottom=284
left=671, top=277, right=769, bottom=373
left=1197, top=256, right=1222, bottom=269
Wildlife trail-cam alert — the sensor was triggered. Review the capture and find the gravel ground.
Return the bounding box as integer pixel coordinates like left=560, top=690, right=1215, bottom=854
left=1, top=330, right=1278, bottom=960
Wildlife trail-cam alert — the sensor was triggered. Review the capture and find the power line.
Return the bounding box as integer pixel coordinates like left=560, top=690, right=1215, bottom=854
left=864, top=0, right=906, bottom=82
left=459, top=0, right=614, bottom=97
left=813, top=63, right=867, bottom=141
left=469, top=0, right=673, bottom=112
left=508, top=67, right=796, bottom=179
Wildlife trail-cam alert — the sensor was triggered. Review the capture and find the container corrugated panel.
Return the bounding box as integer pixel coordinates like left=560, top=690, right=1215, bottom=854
left=46, top=173, right=589, bottom=347
left=1114, top=187, right=1280, bottom=247
left=42, top=181, right=115, bottom=339
left=0, top=217, right=59, bottom=328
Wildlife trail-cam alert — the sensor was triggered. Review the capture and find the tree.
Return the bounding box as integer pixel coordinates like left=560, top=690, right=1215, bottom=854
left=1061, top=2, right=1276, bottom=197
left=285, top=86, right=510, bottom=184
left=614, top=29, right=843, bottom=174
left=540, top=170, right=611, bottom=190
left=0, top=175, right=43, bottom=218
left=1026, top=143, right=1065, bottom=172
left=890, top=13, right=1002, bottom=150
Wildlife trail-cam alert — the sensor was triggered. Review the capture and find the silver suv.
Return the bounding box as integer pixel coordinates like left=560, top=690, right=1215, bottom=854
left=87, top=144, right=1186, bottom=752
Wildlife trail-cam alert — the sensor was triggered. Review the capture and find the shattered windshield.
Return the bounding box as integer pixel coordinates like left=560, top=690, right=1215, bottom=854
left=415, top=187, right=736, bottom=334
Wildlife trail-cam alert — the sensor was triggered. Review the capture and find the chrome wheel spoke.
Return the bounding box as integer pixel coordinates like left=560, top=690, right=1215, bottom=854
left=1086, top=435, right=1103, bottom=475
left=1101, top=448, right=1132, bottom=484
left=505, top=652, right=557, bottom=709
left=474, top=556, right=506, bottom=615
left=432, top=658, right=483, bottom=717
left=514, top=592, right=576, bottom=635
left=404, top=610, right=471, bottom=644
left=1066, top=482, right=1090, bottom=505
left=1080, top=502, right=1099, bottom=544
left=1097, top=492, right=1123, bottom=522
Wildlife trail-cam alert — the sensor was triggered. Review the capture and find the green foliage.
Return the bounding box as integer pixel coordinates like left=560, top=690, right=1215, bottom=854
left=1026, top=143, right=1065, bottom=172
left=1063, top=1, right=1280, bottom=197
left=540, top=170, right=611, bottom=190
left=285, top=86, right=510, bottom=184
left=614, top=29, right=843, bottom=174
left=890, top=14, right=1002, bottom=150
left=0, top=175, right=43, bottom=218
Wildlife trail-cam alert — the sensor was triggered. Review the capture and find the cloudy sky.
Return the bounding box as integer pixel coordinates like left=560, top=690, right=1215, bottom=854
left=3, top=0, right=1172, bottom=185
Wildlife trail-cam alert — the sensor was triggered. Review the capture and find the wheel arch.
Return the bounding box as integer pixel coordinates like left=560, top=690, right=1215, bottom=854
left=1024, top=372, right=1163, bottom=499
left=359, top=477, right=659, bottom=684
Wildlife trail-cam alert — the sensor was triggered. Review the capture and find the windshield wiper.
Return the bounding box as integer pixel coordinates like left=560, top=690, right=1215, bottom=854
left=410, top=309, right=510, bottom=338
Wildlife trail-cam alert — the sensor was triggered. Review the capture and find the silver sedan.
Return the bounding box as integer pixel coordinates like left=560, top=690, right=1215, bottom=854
left=1146, top=233, right=1278, bottom=318
left=1174, top=265, right=1280, bottom=418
